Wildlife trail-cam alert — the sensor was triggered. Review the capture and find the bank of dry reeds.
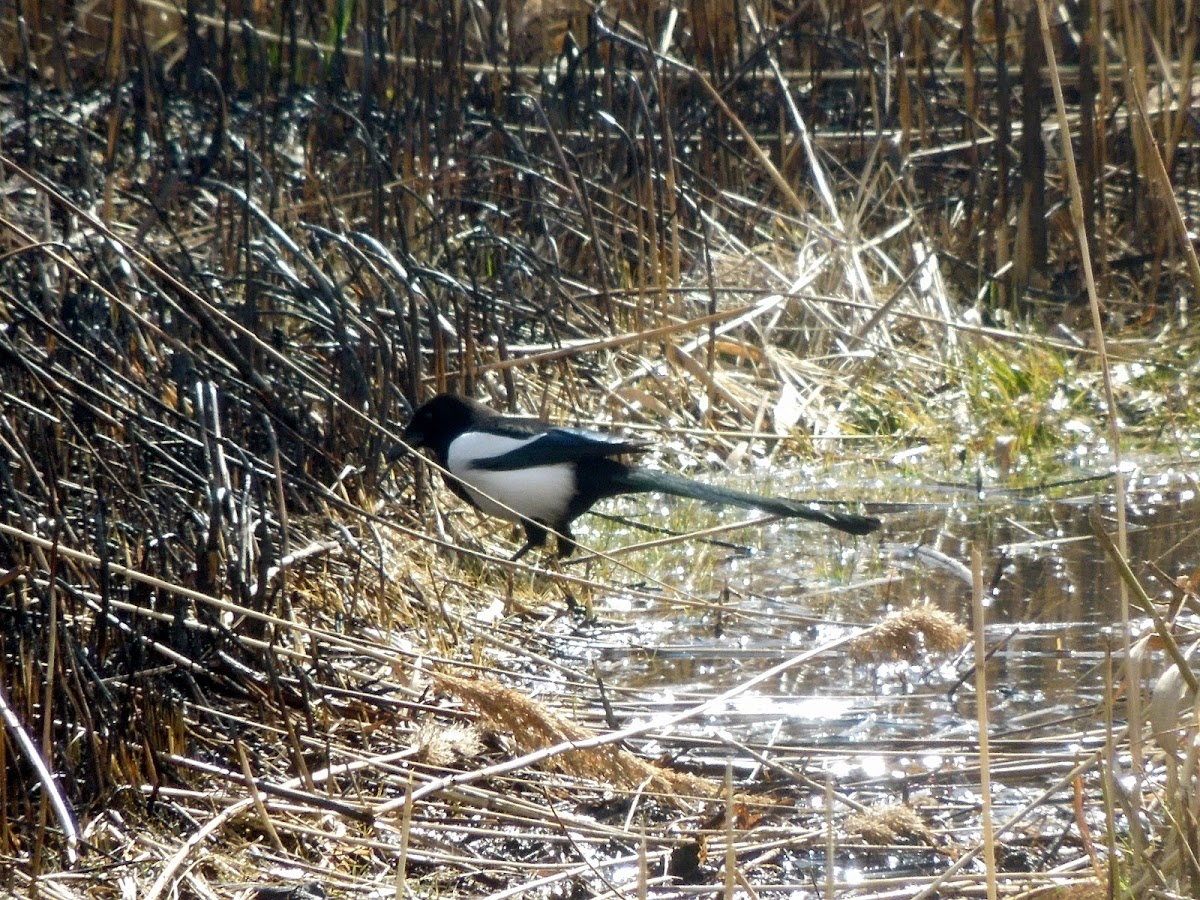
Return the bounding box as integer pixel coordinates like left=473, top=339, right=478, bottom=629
left=2, top=0, right=1199, bottom=896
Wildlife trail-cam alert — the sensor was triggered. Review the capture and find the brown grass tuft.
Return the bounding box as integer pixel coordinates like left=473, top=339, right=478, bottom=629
left=845, top=803, right=936, bottom=846
left=410, top=721, right=487, bottom=768
left=1017, top=879, right=1108, bottom=899
left=432, top=672, right=720, bottom=801
left=850, top=606, right=970, bottom=663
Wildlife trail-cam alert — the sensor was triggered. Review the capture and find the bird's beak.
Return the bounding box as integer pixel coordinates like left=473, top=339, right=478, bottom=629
left=384, top=421, right=422, bottom=464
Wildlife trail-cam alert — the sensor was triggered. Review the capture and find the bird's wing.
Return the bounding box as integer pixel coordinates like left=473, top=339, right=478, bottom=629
left=470, top=426, right=648, bottom=471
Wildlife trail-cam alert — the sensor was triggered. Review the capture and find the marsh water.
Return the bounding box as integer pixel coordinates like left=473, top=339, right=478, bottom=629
left=544, top=461, right=1199, bottom=879
left=586, top=467, right=1197, bottom=711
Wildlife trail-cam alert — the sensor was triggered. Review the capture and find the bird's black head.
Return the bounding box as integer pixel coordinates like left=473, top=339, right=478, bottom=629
left=396, top=393, right=490, bottom=463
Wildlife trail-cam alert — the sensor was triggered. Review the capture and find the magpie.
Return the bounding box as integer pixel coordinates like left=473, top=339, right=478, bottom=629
left=397, top=393, right=881, bottom=560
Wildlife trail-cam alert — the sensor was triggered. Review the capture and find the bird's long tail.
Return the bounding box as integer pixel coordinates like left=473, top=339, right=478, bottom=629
left=611, top=469, right=881, bottom=536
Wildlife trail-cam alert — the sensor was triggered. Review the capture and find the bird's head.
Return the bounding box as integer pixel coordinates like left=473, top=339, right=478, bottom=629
left=389, top=393, right=485, bottom=463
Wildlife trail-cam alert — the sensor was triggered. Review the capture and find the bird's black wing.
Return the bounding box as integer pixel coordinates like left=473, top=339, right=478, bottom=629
left=471, top=426, right=648, bottom=471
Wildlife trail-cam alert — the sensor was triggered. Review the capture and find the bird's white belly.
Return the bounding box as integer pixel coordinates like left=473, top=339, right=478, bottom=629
left=447, top=433, right=576, bottom=524
left=458, top=464, right=575, bottom=523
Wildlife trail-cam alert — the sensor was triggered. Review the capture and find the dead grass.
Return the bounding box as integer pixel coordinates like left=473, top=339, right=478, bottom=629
left=432, top=670, right=720, bottom=800
left=850, top=606, right=972, bottom=663
left=844, top=803, right=939, bottom=848
left=1, top=1, right=1199, bottom=897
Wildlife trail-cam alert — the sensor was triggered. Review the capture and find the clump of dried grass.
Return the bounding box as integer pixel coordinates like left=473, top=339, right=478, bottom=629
left=410, top=720, right=487, bottom=768
left=849, top=605, right=970, bottom=663
left=845, top=803, right=936, bottom=847
left=432, top=671, right=720, bottom=801
left=1018, top=880, right=1108, bottom=900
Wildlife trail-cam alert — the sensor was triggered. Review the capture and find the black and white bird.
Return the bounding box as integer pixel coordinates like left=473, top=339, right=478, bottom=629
left=396, top=393, right=881, bottom=559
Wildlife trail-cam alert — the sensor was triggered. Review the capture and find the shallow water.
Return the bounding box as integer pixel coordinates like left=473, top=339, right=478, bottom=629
left=570, top=463, right=1199, bottom=797
left=510, top=464, right=1200, bottom=888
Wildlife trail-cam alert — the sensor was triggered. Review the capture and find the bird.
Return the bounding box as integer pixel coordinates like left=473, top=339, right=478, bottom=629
left=395, top=393, right=881, bottom=560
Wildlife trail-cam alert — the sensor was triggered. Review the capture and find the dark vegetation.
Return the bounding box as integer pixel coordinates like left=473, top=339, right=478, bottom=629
left=1, top=0, right=1198, bottom=896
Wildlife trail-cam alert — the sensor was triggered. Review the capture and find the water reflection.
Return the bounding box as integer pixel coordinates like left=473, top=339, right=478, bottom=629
left=585, top=482, right=1200, bottom=759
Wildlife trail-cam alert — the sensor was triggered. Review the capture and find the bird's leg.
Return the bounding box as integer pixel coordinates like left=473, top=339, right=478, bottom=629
left=555, top=526, right=577, bottom=559
left=512, top=522, right=549, bottom=561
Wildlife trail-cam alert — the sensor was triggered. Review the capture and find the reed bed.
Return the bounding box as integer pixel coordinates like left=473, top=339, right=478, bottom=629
left=2, top=0, right=1199, bottom=896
